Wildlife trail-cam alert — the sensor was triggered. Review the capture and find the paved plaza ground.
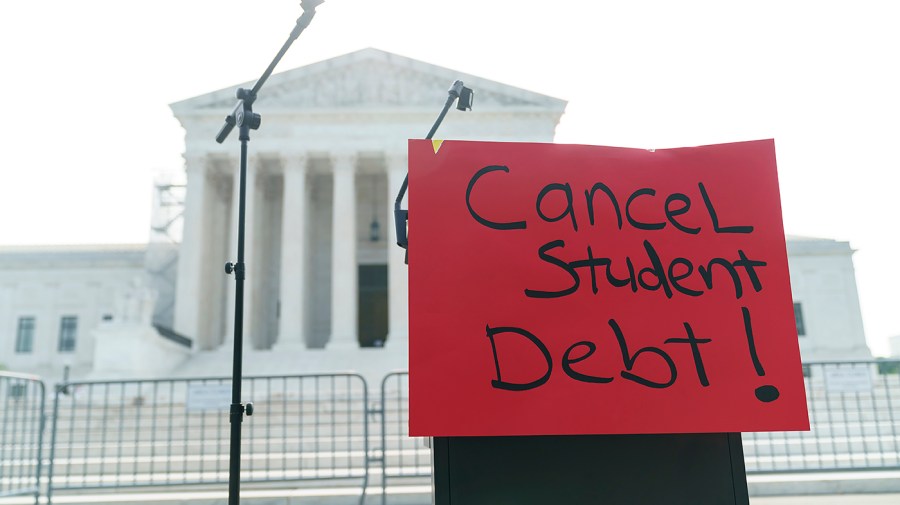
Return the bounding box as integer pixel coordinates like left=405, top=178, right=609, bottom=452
left=2, top=487, right=900, bottom=505
left=753, top=495, right=900, bottom=504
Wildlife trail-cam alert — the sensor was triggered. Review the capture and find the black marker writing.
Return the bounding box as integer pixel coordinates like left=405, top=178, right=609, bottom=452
left=742, top=307, right=780, bottom=402
left=525, top=239, right=767, bottom=300
left=466, top=165, right=753, bottom=236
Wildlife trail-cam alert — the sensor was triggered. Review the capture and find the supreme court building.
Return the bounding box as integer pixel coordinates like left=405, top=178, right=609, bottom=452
left=170, top=48, right=567, bottom=354
left=0, top=49, right=871, bottom=380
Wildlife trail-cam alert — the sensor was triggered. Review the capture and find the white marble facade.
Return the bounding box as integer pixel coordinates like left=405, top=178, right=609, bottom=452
left=0, top=244, right=148, bottom=379
left=169, top=48, right=568, bottom=352
left=1, top=49, right=875, bottom=380
left=787, top=236, right=872, bottom=360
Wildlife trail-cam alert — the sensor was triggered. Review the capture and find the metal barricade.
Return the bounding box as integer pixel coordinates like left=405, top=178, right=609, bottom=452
left=744, top=360, right=900, bottom=472
left=377, top=362, right=900, bottom=491
left=0, top=372, right=46, bottom=505
left=377, top=371, right=430, bottom=504
left=45, top=373, right=369, bottom=503
left=23, top=360, right=900, bottom=503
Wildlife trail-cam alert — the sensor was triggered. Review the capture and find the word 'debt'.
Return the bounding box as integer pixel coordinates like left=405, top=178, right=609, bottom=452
left=485, top=307, right=780, bottom=403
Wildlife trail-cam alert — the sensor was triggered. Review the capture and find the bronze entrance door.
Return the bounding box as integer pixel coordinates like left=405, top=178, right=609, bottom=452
left=358, top=264, right=388, bottom=347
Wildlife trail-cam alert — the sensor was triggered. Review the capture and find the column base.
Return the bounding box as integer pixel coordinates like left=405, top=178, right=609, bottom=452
left=272, top=340, right=308, bottom=352
left=385, top=332, right=409, bottom=351
left=327, top=336, right=359, bottom=351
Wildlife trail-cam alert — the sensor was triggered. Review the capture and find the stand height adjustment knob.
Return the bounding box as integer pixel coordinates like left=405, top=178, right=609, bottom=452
left=245, top=402, right=254, bottom=416
left=225, top=262, right=235, bottom=274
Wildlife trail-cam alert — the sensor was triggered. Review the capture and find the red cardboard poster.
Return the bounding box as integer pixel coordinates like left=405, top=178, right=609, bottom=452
left=407, top=139, right=809, bottom=437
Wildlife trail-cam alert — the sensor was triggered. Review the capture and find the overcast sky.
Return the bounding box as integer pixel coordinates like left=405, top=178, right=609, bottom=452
left=1, top=0, right=897, bottom=355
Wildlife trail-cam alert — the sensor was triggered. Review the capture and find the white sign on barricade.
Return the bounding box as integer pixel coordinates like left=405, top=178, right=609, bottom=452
left=186, top=383, right=232, bottom=412
left=823, top=367, right=873, bottom=394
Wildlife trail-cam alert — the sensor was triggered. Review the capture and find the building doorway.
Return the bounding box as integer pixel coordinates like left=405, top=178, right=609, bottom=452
left=358, top=264, right=388, bottom=347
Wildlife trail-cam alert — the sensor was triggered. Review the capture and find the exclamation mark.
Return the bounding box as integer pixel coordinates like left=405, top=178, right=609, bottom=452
left=742, top=306, right=780, bottom=403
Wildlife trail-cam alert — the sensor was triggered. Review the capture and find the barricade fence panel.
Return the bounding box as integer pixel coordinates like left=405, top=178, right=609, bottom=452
left=376, top=361, right=900, bottom=490
left=743, top=360, right=900, bottom=472
left=0, top=372, right=45, bottom=503
left=45, top=373, right=368, bottom=498
left=378, top=371, right=429, bottom=500
left=3, top=361, right=897, bottom=503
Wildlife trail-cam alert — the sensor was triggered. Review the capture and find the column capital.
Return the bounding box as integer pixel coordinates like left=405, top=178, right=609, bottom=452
left=183, top=152, right=210, bottom=173
left=331, top=151, right=358, bottom=172
left=281, top=153, right=309, bottom=172
left=248, top=153, right=266, bottom=171
left=384, top=151, right=408, bottom=169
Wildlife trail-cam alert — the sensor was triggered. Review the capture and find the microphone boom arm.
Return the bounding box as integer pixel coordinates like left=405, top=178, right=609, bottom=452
left=393, top=80, right=473, bottom=256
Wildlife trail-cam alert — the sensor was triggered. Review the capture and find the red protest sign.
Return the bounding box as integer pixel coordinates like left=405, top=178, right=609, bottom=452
left=408, top=139, right=809, bottom=437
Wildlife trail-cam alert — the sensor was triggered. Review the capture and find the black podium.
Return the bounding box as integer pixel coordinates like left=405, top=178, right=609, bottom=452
left=433, top=433, right=750, bottom=505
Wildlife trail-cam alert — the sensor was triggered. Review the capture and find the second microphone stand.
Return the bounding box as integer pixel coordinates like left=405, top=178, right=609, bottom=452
left=393, top=80, right=474, bottom=257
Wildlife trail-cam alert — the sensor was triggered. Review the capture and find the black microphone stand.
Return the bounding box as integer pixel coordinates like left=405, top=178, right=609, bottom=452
left=393, top=80, right=474, bottom=257
left=214, top=2, right=323, bottom=504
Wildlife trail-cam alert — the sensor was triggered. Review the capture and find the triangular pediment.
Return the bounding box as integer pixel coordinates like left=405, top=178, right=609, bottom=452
left=171, top=48, right=566, bottom=113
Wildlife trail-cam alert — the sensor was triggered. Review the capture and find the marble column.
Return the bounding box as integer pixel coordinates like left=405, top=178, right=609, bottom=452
left=276, top=154, right=308, bottom=349
left=385, top=153, right=409, bottom=349
left=224, top=155, right=258, bottom=345
left=173, top=153, right=208, bottom=347
left=329, top=152, right=358, bottom=349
